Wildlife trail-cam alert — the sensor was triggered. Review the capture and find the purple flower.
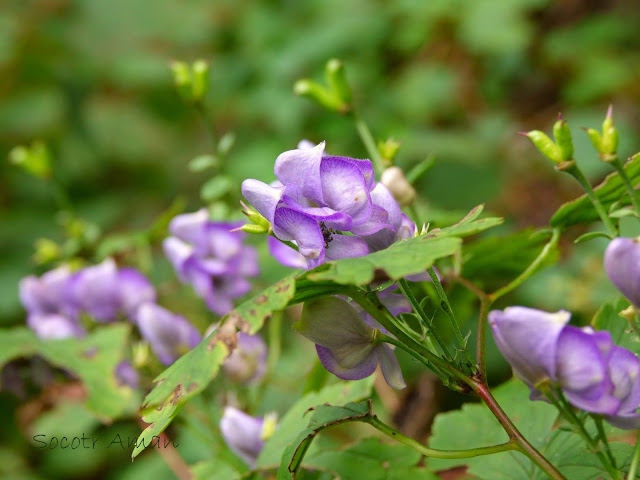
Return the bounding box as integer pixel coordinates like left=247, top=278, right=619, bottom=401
left=136, top=303, right=201, bottom=365
left=222, top=332, right=268, bottom=384
left=163, top=209, right=259, bottom=315
left=490, top=306, right=640, bottom=428
left=19, top=266, right=84, bottom=339
left=220, top=407, right=276, bottom=467
left=604, top=237, right=640, bottom=307
left=67, top=258, right=156, bottom=322
left=115, top=361, right=139, bottom=389
left=295, top=296, right=406, bottom=389
left=242, top=142, right=414, bottom=270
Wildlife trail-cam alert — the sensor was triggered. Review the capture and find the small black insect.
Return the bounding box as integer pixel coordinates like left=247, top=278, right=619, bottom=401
left=319, top=221, right=334, bottom=248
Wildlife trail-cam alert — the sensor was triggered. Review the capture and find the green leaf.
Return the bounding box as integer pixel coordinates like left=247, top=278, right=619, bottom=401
left=574, top=231, right=614, bottom=244
left=133, top=273, right=297, bottom=458
left=462, top=228, right=558, bottom=288
left=307, top=205, right=501, bottom=285
left=276, top=401, right=438, bottom=480
left=191, top=460, right=240, bottom=480
left=188, top=154, right=219, bottom=172
left=0, top=324, right=133, bottom=420
left=304, top=437, right=439, bottom=480
left=429, top=378, right=631, bottom=479
left=200, top=176, right=233, bottom=202
left=256, top=378, right=374, bottom=467
left=592, top=297, right=640, bottom=355
left=551, top=154, right=640, bottom=228
left=308, top=236, right=461, bottom=285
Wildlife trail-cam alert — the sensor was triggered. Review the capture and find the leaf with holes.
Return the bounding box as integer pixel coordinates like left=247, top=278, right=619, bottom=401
left=132, top=273, right=297, bottom=458
left=0, top=324, right=132, bottom=420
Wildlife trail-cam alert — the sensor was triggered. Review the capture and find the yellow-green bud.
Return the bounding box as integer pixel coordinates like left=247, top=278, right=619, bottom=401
left=191, top=60, right=210, bottom=102
left=553, top=116, right=573, bottom=161
left=294, top=79, right=347, bottom=113
left=9, top=141, right=52, bottom=178
left=260, top=412, right=278, bottom=441
left=33, top=238, right=61, bottom=265
left=238, top=223, right=270, bottom=234
left=377, top=138, right=401, bottom=166
left=522, top=130, right=563, bottom=164
left=324, top=58, right=352, bottom=106
left=601, top=107, right=619, bottom=155
left=170, top=61, right=192, bottom=100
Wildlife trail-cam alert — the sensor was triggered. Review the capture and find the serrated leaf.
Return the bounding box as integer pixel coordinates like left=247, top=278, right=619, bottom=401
left=574, top=231, right=614, bottom=244
left=133, top=273, right=297, bottom=458
left=551, top=154, right=640, bottom=229
left=308, top=236, right=461, bottom=285
left=0, top=324, right=132, bottom=420
left=428, top=378, right=631, bottom=479
left=303, top=438, right=439, bottom=480
left=256, top=378, right=374, bottom=467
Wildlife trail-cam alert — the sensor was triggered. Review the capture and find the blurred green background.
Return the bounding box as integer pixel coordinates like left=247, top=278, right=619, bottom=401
left=2, top=1, right=640, bottom=478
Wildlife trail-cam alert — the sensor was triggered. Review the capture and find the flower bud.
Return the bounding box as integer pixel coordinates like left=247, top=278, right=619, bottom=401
left=170, top=61, right=192, bottom=101
left=220, top=407, right=273, bottom=467
left=520, top=130, right=563, bottom=164
left=324, top=58, right=352, bottom=106
left=294, top=79, right=346, bottom=113
left=377, top=138, right=401, bottom=166
left=381, top=166, right=416, bottom=206
left=191, top=59, right=210, bottom=102
left=585, top=106, right=619, bottom=160
left=604, top=237, right=640, bottom=307
left=9, top=141, right=52, bottom=179
left=553, top=116, right=574, bottom=161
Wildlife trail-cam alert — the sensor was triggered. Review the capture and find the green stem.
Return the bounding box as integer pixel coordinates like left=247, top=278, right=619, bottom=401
left=349, top=288, right=469, bottom=385
left=489, top=228, right=561, bottom=302
left=365, top=414, right=518, bottom=459
left=427, top=267, right=476, bottom=368
left=397, top=278, right=453, bottom=360
left=267, top=311, right=282, bottom=376
left=352, top=112, right=385, bottom=173
left=194, top=101, right=218, bottom=153
left=627, top=432, right=640, bottom=480
left=473, top=381, right=566, bottom=480
left=592, top=414, right=617, bottom=470
left=564, top=163, right=618, bottom=236
left=610, top=157, right=640, bottom=216
left=546, top=389, right=621, bottom=480
left=476, top=296, right=490, bottom=378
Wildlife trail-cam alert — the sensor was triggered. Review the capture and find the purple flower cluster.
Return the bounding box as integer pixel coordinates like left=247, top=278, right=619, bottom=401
left=19, top=259, right=202, bottom=369
left=163, top=209, right=259, bottom=315
left=490, top=306, right=640, bottom=428
left=19, top=259, right=155, bottom=339
left=241, top=142, right=415, bottom=270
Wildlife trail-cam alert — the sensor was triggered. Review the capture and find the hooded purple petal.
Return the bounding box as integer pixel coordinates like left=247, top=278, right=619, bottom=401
left=319, top=156, right=371, bottom=226
left=315, top=344, right=378, bottom=381
left=604, top=237, right=640, bottom=307
left=19, top=266, right=75, bottom=318
left=267, top=236, right=307, bottom=269
left=27, top=313, right=85, bottom=339
left=274, top=142, right=325, bottom=204
left=136, top=303, right=201, bottom=365
left=489, top=307, right=570, bottom=387
left=324, top=234, right=370, bottom=261
left=241, top=179, right=285, bottom=223
left=67, top=259, right=121, bottom=322
left=273, top=207, right=325, bottom=269
left=117, top=268, right=156, bottom=318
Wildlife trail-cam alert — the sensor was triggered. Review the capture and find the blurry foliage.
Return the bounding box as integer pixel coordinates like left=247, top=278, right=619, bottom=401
left=2, top=1, right=640, bottom=478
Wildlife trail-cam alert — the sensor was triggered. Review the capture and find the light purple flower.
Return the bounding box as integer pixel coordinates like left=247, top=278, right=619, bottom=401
left=490, top=306, right=640, bottom=428
left=115, top=361, right=139, bottom=389
left=220, top=407, right=267, bottom=467
left=295, top=296, right=406, bottom=389
left=163, top=209, right=259, bottom=315
left=604, top=237, right=640, bottom=307
left=67, top=258, right=156, bottom=322
left=19, top=266, right=85, bottom=339
left=136, top=303, right=201, bottom=365
left=222, top=332, right=268, bottom=384
left=242, top=142, right=413, bottom=270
